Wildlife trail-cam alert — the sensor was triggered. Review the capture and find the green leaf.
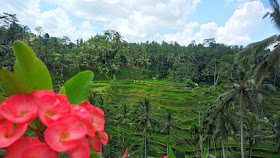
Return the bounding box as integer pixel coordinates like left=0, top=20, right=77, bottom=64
left=0, top=94, right=5, bottom=103
left=167, top=147, right=175, bottom=158
left=63, top=71, right=93, bottom=104
left=13, top=41, right=53, bottom=90
left=0, top=68, right=33, bottom=96
left=90, top=151, right=103, bottom=158
left=59, top=86, right=66, bottom=95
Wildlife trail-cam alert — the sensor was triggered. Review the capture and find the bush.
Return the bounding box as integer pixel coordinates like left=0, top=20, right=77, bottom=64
left=185, top=79, right=196, bottom=87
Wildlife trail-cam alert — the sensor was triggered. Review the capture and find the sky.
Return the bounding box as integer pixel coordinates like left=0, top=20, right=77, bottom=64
left=0, top=0, right=279, bottom=46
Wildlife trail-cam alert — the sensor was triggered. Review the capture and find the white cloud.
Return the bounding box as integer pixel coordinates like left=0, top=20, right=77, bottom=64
left=0, top=0, right=269, bottom=46
left=225, top=0, right=249, bottom=7
left=216, top=1, right=266, bottom=44
left=43, top=0, right=201, bottom=42
left=0, top=0, right=96, bottom=41
left=161, top=1, right=267, bottom=46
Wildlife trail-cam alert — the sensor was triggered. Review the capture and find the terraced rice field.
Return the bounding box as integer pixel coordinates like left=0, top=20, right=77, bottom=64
left=90, top=79, right=280, bottom=157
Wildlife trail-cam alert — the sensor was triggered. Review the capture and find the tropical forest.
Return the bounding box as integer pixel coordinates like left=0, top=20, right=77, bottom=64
left=1, top=0, right=280, bottom=158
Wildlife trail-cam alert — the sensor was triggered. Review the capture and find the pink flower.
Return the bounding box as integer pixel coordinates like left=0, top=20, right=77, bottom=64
left=33, top=90, right=70, bottom=126
left=88, top=131, right=108, bottom=152
left=5, top=137, right=40, bottom=158
left=0, top=94, right=37, bottom=123
left=22, top=142, right=58, bottom=158
left=0, top=118, right=27, bottom=148
left=80, top=101, right=105, bottom=132
left=88, top=135, right=102, bottom=153
left=96, top=131, right=108, bottom=145
left=44, top=114, right=87, bottom=152
left=122, top=148, right=128, bottom=158
left=69, top=137, right=90, bottom=158
left=70, top=105, right=93, bottom=135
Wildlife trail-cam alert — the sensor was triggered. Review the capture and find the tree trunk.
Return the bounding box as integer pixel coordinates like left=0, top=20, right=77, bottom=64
left=226, top=136, right=228, bottom=158
left=249, top=140, right=252, bottom=158
left=118, top=124, right=120, bottom=144
left=212, top=137, right=217, bottom=158
left=221, top=138, right=226, bottom=158
left=207, top=138, right=210, bottom=157
left=144, top=126, right=147, bottom=158
left=240, top=91, right=245, bottom=158
left=122, top=127, right=125, bottom=143
left=167, top=136, right=169, bottom=155
left=274, top=70, right=277, bottom=85
left=167, top=129, right=170, bottom=155
left=199, top=110, right=203, bottom=158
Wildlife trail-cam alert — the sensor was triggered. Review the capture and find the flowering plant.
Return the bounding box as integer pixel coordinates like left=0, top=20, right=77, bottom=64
left=0, top=41, right=107, bottom=158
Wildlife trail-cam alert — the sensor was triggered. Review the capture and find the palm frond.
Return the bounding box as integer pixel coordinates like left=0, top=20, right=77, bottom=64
left=254, top=45, right=280, bottom=86
left=235, top=35, right=280, bottom=62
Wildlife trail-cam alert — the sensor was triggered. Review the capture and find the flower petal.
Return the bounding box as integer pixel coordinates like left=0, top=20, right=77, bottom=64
left=34, top=90, right=70, bottom=126
left=0, top=119, right=27, bottom=148
left=88, top=135, right=102, bottom=153
left=80, top=101, right=105, bottom=131
left=0, top=94, right=37, bottom=123
left=96, top=131, right=108, bottom=145
left=5, top=137, right=40, bottom=158
left=69, top=137, right=89, bottom=158
left=44, top=115, right=87, bottom=152
left=22, top=142, right=58, bottom=158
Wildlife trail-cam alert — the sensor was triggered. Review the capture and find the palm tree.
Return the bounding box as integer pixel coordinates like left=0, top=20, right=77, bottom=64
left=190, top=124, right=200, bottom=158
left=160, top=112, right=178, bottom=155
left=235, top=0, right=280, bottom=86
left=206, top=103, right=239, bottom=158
left=243, top=112, right=269, bottom=158
left=216, top=60, right=258, bottom=158
left=203, top=105, right=216, bottom=157
left=267, top=112, right=280, bottom=156
left=116, top=104, right=130, bottom=144
left=133, top=99, right=157, bottom=158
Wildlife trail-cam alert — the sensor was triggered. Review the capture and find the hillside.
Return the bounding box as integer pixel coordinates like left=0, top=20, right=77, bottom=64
left=90, top=79, right=280, bottom=158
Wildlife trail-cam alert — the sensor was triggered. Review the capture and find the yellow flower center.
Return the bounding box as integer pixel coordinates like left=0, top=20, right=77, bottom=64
left=61, top=133, right=68, bottom=140
left=46, top=110, right=52, bottom=116
left=19, top=112, right=26, bottom=118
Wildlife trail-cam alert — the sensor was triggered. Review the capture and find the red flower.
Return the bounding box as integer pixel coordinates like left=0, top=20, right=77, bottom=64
left=70, top=105, right=93, bottom=135
left=5, top=137, right=40, bottom=158
left=69, top=137, right=90, bottom=158
left=96, top=131, right=108, bottom=145
left=122, top=148, right=128, bottom=158
left=34, top=90, right=70, bottom=126
left=80, top=101, right=105, bottom=132
left=0, top=118, right=27, bottom=148
left=44, top=114, right=87, bottom=152
left=0, top=94, right=37, bottom=123
left=88, top=131, right=108, bottom=152
left=88, top=135, right=102, bottom=153
left=22, top=142, right=58, bottom=158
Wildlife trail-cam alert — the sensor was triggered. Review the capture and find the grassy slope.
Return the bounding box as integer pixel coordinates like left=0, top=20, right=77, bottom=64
left=90, top=79, right=280, bottom=157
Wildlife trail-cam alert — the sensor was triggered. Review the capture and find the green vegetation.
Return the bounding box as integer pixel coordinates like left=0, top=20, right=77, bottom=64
left=1, top=1, right=280, bottom=157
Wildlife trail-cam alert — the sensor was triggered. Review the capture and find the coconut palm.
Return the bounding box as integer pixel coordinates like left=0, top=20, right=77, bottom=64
left=115, top=104, right=131, bottom=144
left=216, top=59, right=259, bottom=158
left=190, top=123, right=200, bottom=158
left=235, top=0, right=280, bottom=86
left=267, top=112, right=280, bottom=156
left=160, top=112, right=179, bottom=155
left=133, top=99, right=157, bottom=158
left=206, top=103, right=239, bottom=158
left=243, top=112, right=269, bottom=158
